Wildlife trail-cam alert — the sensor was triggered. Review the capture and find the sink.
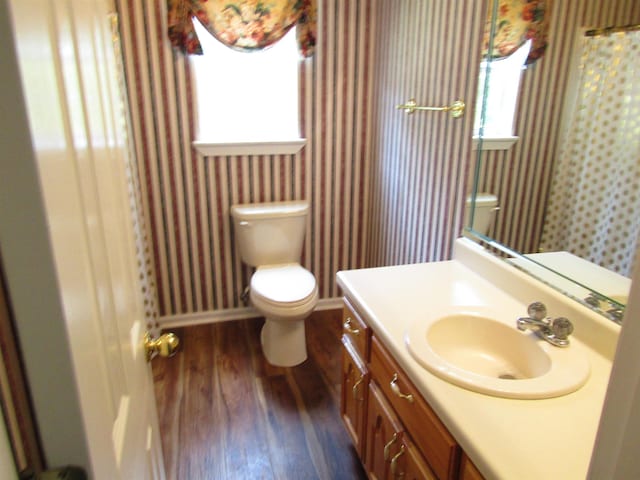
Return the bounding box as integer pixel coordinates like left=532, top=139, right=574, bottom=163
left=405, top=309, right=590, bottom=399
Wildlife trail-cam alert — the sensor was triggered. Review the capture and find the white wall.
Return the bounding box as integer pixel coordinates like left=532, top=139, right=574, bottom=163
left=589, top=260, right=640, bottom=478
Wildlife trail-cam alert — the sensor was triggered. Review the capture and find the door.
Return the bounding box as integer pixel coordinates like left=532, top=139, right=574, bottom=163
left=8, top=0, right=166, bottom=478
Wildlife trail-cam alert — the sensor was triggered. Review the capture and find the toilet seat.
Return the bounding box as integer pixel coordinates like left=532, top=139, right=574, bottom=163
left=250, top=263, right=318, bottom=309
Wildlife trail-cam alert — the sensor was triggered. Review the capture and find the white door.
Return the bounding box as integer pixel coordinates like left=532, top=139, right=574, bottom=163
left=8, top=0, right=166, bottom=478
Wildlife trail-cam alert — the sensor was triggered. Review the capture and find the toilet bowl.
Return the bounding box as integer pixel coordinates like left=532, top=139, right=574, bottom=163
left=251, top=264, right=318, bottom=366
left=230, top=201, right=318, bottom=367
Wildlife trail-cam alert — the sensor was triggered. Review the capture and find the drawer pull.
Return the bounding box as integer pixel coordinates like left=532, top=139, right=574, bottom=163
left=352, top=375, right=365, bottom=401
left=343, top=317, right=361, bottom=335
left=383, top=432, right=399, bottom=461
left=390, top=445, right=406, bottom=478
left=390, top=373, right=414, bottom=403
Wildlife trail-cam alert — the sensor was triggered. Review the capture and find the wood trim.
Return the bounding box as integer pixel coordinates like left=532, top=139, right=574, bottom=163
left=0, top=264, right=44, bottom=473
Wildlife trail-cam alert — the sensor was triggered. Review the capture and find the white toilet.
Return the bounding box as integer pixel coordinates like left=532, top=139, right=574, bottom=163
left=465, top=193, right=499, bottom=234
left=230, top=201, right=319, bottom=367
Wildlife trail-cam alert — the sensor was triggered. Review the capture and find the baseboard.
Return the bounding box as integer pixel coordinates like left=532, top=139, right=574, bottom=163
left=158, top=297, right=344, bottom=329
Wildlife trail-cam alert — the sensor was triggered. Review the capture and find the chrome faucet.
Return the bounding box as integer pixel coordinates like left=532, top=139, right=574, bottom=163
left=517, top=301, right=574, bottom=347
left=606, top=307, right=624, bottom=323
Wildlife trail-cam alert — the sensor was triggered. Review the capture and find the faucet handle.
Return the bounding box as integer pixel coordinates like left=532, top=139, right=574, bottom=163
left=551, top=317, right=574, bottom=339
left=527, top=302, right=547, bottom=321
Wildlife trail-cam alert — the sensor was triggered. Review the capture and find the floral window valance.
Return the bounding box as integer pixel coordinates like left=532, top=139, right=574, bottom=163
left=482, top=0, right=552, bottom=65
left=167, top=0, right=316, bottom=57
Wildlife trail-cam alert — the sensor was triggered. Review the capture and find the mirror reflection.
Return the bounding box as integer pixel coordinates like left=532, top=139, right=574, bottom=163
left=468, top=0, right=640, bottom=323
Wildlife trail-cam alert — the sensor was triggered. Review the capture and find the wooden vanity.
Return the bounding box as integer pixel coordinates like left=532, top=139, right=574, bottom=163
left=340, top=297, right=483, bottom=480
left=336, top=239, right=617, bottom=479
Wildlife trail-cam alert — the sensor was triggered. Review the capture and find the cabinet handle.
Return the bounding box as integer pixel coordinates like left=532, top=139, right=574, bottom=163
left=352, top=375, right=365, bottom=401
left=390, top=445, right=406, bottom=478
left=383, top=432, right=399, bottom=461
left=390, top=374, right=414, bottom=403
left=343, top=317, right=361, bottom=335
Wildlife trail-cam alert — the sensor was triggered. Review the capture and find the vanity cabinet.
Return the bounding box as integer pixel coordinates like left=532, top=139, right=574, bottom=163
left=341, top=299, right=484, bottom=480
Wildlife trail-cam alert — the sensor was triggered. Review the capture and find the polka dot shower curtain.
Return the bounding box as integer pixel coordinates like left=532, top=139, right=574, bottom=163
left=540, top=29, right=640, bottom=277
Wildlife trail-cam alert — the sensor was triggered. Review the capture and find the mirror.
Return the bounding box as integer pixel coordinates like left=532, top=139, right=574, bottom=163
left=467, top=1, right=640, bottom=324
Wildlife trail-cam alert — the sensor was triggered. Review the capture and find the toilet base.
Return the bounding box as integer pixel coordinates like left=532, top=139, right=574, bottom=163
left=260, top=317, right=307, bottom=367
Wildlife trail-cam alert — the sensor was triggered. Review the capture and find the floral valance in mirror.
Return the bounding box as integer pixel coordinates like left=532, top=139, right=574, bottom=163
left=168, top=0, right=316, bottom=57
left=482, top=0, right=552, bottom=65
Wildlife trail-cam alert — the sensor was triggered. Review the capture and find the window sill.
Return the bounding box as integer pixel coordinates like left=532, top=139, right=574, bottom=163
left=193, top=139, right=306, bottom=156
left=472, top=136, right=518, bottom=151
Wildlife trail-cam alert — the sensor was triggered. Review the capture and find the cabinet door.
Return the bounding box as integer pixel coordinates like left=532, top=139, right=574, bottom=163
left=365, top=382, right=403, bottom=480
left=341, top=336, right=369, bottom=457
left=459, top=453, right=485, bottom=480
left=371, top=336, right=460, bottom=480
left=390, top=437, right=437, bottom=480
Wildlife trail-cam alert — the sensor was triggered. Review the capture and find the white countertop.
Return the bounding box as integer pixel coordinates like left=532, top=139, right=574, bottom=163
left=510, top=251, right=630, bottom=305
left=336, top=239, right=618, bottom=480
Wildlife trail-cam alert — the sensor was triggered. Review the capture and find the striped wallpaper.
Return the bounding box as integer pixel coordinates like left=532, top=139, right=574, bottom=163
left=475, top=0, right=640, bottom=255
left=116, top=0, right=488, bottom=322
left=368, top=1, right=486, bottom=265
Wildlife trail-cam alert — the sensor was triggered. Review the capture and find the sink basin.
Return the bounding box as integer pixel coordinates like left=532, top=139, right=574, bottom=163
left=405, top=309, right=590, bottom=399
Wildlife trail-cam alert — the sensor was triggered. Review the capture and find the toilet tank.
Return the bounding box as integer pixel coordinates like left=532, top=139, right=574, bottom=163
left=230, top=201, right=309, bottom=267
left=465, top=193, right=498, bottom=234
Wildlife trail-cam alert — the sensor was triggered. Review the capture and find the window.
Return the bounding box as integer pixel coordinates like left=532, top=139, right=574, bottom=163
left=473, top=40, right=531, bottom=150
left=190, top=19, right=305, bottom=156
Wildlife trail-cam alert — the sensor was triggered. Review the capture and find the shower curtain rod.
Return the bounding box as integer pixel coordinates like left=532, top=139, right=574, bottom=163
left=585, top=23, right=640, bottom=37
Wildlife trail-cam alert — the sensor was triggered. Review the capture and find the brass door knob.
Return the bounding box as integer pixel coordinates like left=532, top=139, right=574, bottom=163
left=144, top=332, right=179, bottom=361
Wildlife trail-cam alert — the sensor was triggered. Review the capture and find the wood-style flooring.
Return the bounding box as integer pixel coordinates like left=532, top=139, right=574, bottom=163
left=152, top=309, right=367, bottom=480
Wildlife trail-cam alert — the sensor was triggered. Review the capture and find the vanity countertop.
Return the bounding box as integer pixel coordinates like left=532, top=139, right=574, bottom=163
left=336, top=240, right=617, bottom=480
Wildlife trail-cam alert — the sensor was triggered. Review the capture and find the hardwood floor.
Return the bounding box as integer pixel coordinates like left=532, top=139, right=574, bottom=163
left=152, top=309, right=367, bottom=480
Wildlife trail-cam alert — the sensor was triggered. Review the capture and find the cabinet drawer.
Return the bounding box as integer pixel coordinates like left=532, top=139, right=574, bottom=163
left=342, top=299, right=370, bottom=361
left=370, top=336, right=460, bottom=480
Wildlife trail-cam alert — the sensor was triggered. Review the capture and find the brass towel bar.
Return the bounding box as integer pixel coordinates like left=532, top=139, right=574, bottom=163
left=396, top=98, right=465, bottom=118
left=585, top=23, right=640, bottom=37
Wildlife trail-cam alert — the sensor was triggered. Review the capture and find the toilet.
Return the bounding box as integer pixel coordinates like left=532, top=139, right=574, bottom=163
left=465, top=193, right=499, bottom=234
left=230, top=201, right=318, bottom=367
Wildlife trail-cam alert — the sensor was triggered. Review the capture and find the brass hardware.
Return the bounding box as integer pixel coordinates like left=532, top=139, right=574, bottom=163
left=343, top=317, right=361, bottom=335
left=144, top=332, right=180, bottom=362
left=390, top=373, right=414, bottom=403
left=585, top=23, right=640, bottom=37
left=390, top=445, right=406, bottom=478
left=352, top=375, right=365, bottom=401
left=384, top=432, right=399, bottom=461
left=396, top=98, right=466, bottom=118
left=240, top=285, right=251, bottom=306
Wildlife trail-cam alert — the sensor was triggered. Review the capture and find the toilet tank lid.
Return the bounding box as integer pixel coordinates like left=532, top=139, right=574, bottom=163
left=465, top=193, right=498, bottom=206
left=230, top=200, right=309, bottom=220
